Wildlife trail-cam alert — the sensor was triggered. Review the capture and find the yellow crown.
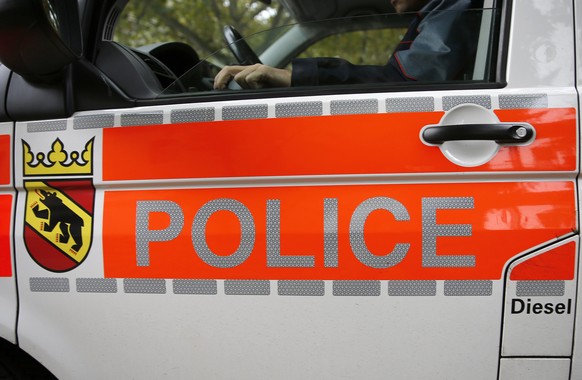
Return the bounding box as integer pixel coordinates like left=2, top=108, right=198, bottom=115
left=23, top=138, right=94, bottom=176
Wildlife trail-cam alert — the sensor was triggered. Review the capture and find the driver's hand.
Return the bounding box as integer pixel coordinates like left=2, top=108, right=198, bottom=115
left=214, top=64, right=291, bottom=90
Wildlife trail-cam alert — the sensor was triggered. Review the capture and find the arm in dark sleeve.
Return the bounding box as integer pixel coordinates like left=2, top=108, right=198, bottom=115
left=396, top=0, right=481, bottom=81
left=291, top=57, right=409, bottom=87
left=290, top=0, right=480, bottom=86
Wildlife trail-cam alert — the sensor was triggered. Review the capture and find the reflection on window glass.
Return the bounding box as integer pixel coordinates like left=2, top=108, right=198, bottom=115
left=114, top=0, right=293, bottom=61
left=295, top=28, right=406, bottom=66
left=110, top=1, right=499, bottom=97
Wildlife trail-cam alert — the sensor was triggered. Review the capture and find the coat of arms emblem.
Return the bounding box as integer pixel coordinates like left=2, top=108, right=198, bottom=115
left=23, top=138, right=95, bottom=272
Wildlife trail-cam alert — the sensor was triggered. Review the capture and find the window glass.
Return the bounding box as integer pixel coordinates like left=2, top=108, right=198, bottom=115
left=114, top=1, right=293, bottom=63
left=111, top=1, right=501, bottom=98
left=294, top=28, right=406, bottom=66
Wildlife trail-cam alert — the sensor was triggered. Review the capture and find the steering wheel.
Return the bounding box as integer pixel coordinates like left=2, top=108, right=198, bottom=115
left=223, top=25, right=262, bottom=65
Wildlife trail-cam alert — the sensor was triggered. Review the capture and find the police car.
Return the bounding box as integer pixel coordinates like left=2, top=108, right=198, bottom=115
left=0, top=0, right=580, bottom=379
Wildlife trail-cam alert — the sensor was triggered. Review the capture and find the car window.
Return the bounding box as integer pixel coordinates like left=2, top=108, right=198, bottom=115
left=109, top=0, right=502, bottom=99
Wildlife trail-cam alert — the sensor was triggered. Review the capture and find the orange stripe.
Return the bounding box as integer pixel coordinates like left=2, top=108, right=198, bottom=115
left=510, top=242, right=576, bottom=280
left=102, top=109, right=576, bottom=181
left=0, top=135, right=9, bottom=185
left=103, top=181, right=575, bottom=280
left=0, top=195, right=12, bottom=277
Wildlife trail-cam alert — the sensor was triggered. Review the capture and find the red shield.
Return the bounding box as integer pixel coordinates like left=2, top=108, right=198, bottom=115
left=24, top=179, right=94, bottom=272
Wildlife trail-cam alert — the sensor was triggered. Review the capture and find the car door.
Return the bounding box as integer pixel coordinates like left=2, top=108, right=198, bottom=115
left=3, top=0, right=580, bottom=379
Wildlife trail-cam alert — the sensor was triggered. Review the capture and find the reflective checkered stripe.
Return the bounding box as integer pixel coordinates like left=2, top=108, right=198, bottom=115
left=29, top=278, right=496, bottom=296
left=66, top=94, right=550, bottom=130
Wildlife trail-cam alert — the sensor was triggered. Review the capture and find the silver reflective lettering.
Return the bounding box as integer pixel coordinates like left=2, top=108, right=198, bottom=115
left=136, top=200, right=184, bottom=267
left=267, top=199, right=315, bottom=268
left=349, top=197, right=410, bottom=269
left=192, top=199, right=255, bottom=268
left=324, top=198, right=339, bottom=268
left=421, top=197, right=475, bottom=268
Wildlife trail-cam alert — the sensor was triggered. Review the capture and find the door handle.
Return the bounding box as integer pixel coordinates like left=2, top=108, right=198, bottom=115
left=421, top=123, right=535, bottom=145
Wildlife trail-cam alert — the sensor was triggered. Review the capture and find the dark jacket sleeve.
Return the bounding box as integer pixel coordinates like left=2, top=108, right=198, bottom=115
left=291, top=57, right=407, bottom=87
left=395, top=0, right=481, bottom=81
left=290, top=0, right=480, bottom=86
